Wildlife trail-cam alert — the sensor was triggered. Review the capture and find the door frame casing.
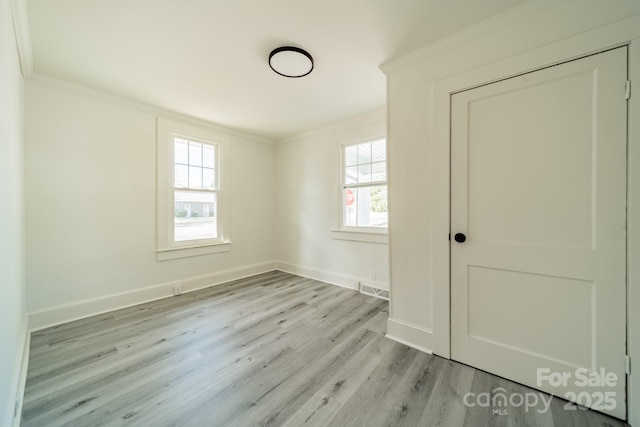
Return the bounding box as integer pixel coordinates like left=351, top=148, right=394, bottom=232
left=432, top=21, right=640, bottom=423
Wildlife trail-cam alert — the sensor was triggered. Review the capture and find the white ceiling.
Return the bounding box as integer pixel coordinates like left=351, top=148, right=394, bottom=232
left=27, top=0, right=526, bottom=141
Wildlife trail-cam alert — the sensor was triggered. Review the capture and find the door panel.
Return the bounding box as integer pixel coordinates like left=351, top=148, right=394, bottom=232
left=466, top=70, right=595, bottom=249
left=466, top=266, right=594, bottom=368
left=451, top=47, right=627, bottom=419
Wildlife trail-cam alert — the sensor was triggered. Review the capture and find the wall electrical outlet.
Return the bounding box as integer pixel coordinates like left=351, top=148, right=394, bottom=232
left=371, top=271, right=377, bottom=281
left=173, top=283, right=182, bottom=295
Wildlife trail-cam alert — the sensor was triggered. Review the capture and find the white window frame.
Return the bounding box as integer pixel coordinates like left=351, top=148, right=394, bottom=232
left=156, top=117, right=231, bottom=260
left=335, top=135, right=388, bottom=243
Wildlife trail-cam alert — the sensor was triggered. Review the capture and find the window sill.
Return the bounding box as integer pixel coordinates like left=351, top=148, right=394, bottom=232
left=331, top=230, right=388, bottom=244
left=156, top=242, right=231, bottom=261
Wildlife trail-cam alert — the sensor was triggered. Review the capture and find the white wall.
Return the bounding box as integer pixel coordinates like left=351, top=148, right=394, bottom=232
left=24, top=76, right=276, bottom=327
left=382, top=0, right=640, bottom=423
left=275, top=110, right=389, bottom=290
left=0, top=0, right=27, bottom=423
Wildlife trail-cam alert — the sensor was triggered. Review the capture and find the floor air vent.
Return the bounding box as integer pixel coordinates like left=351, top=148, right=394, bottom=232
left=358, top=281, right=389, bottom=301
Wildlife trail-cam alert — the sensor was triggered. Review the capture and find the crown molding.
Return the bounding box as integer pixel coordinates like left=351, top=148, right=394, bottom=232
left=10, top=0, right=33, bottom=77
left=27, top=72, right=275, bottom=145
left=276, top=107, right=386, bottom=145
left=379, top=0, right=572, bottom=76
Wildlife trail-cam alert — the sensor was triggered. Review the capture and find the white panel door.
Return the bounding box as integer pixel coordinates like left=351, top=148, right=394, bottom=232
left=451, top=47, right=627, bottom=418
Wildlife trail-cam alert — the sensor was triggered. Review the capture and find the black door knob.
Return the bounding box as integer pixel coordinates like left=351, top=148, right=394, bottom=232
left=454, top=233, right=466, bottom=243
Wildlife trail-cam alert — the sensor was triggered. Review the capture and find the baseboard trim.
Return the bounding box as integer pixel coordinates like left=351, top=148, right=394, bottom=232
left=386, top=317, right=433, bottom=354
left=12, top=324, right=30, bottom=427
left=28, top=261, right=277, bottom=331
left=4, top=316, right=29, bottom=427
left=275, top=261, right=389, bottom=293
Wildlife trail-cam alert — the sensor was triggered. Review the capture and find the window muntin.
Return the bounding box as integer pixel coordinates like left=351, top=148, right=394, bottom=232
left=342, top=138, right=387, bottom=229
left=156, top=117, right=231, bottom=260
left=171, top=137, right=219, bottom=244
left=174, top=138, right=217, bottom=190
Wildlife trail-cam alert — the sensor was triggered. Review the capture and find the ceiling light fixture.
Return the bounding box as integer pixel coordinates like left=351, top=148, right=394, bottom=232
left=268, top=46, right=314, bottom=78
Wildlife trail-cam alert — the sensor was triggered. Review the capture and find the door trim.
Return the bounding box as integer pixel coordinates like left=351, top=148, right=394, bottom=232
left=431, top=40, right=632, bottom=361
left=627, top=37, right=640, bottom=427
left=412, top=14, right=640, bottom=424
left=447, top=47, right=628, bottom=418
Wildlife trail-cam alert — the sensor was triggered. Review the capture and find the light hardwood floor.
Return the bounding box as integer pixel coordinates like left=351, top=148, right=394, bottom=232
left=22, top=271, right=628, bottom=426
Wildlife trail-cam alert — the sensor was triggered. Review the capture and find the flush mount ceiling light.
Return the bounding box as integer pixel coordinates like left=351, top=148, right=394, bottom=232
left=268, top=46, right=314, bottom=78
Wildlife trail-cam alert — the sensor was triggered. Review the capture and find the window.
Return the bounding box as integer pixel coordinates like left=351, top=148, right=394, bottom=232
left=173, top=138, right=218, bottom=242
left=341, top=138, right=387, bottom=230
left=156, top=118, right=230, bottom=260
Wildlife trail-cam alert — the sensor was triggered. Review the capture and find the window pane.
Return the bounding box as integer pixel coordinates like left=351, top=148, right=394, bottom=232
left=344, top=186, right=387, bottom=228
left=174, top=164, right=188, bottom=188
left=357, top=142, right=371, bottom=164
left=341, top=138, right=387, bottom=229
left=358, top=163, right=372, bottom=183
left=174, top=191, right=217, bottom=241
left=358, top=187, right=369, bottom=227
left=368, top=185, right=388, bottom=227
left=175, top=138, right=188, bottom=164
left=189, top=166, right=202, bottom=189
left=345, top=166, right=358, bottom=184
left=189, top=141, right=202, bottom=166
left=344, top=145, right=358, bottom=167
left=372, top=139, right=386, bottom=162
left=203, top=144, right=216, bottom=168
left=344, top=188, right=357, bottom=227
left=203, top=168, right=216, bottom=190
left=372, top=161, right=386, bottom=182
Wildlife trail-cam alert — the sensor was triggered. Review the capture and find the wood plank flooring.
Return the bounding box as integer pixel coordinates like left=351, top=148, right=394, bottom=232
left=22, top=271, right=628, bottom=427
